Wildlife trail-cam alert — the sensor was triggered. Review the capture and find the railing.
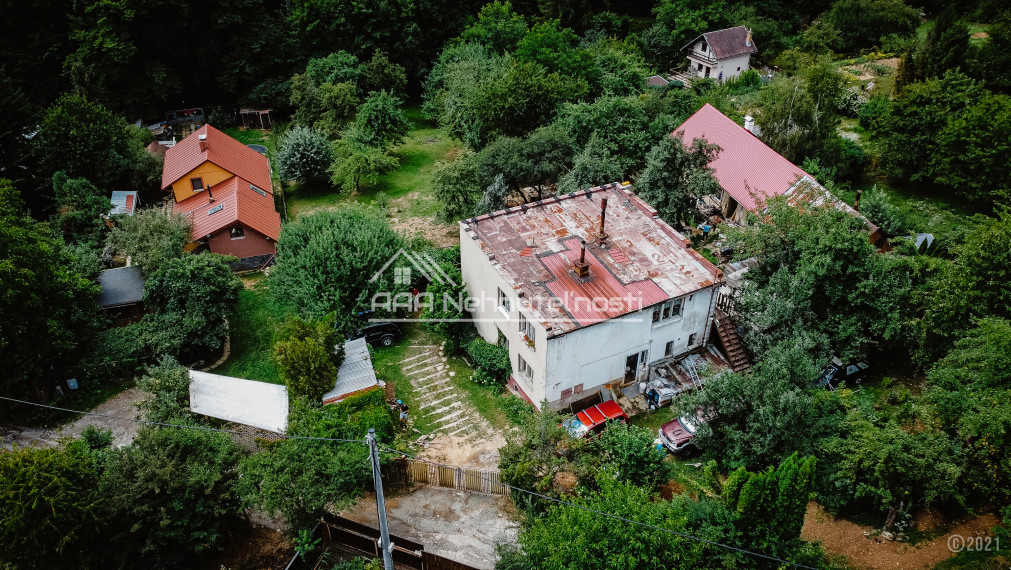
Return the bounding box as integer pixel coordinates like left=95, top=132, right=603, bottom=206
left=716, top=291, right=736, bottom=316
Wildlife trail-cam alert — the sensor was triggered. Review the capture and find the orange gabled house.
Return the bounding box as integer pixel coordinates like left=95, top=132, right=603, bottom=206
left=162, top=125, right=281, bottom=266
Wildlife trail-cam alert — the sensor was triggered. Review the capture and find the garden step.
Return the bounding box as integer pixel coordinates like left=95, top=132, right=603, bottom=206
left=430, top=408, right=466, bottom=424
left=436, top=416, right=471, bottom=432
left=403, top=358, right=441, bottom=372
left=419, top=393, right=458, bottom=410
left=425, top=402, right=464, bottom=417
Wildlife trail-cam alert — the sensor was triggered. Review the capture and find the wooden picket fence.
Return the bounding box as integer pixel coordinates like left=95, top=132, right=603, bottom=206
left=382, top=458, right=509, bottom=496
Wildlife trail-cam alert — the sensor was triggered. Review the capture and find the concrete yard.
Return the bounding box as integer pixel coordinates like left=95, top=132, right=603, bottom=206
left=341, top=486, right=519, bottom=569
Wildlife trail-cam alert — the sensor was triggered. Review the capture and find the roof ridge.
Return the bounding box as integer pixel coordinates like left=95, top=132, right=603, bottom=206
left=464, top=182, right=627, bottom=225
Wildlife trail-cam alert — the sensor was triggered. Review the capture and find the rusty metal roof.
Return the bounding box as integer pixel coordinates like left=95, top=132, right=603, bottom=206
left=461, top=183, right=719, bottom=336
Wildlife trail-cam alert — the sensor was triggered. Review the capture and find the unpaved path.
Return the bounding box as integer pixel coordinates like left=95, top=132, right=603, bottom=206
left=341, top=486, right=518, bottom=569
left=1, top=388, right=147, bottom=450
left=402, top=345, right=492, bottom=443
left=802, top=502, right=1000, bottom=569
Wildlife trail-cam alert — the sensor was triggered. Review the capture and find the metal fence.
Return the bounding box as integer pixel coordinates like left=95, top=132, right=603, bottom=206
left=382, top=458, right=509, bottom=496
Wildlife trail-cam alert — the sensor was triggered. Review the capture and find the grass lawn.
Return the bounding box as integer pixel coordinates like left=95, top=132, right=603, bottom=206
left=371, top=323, right=514, bottom=435
left=214, top=275, right=289, bottom=385
left=629, top=405, right=677, bottom=433
left=284, top=106, right=462, bottom=224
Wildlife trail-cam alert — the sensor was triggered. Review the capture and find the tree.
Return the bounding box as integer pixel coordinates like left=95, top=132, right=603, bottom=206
left=635, top=136, right=721, bottom=227
left=917, top=210, right=1011, bottom=363
left=269, top=204, right=406, bottom=321
left=238, top=391, right=393, bottom=531
left=348, top=90, right=410, bottom=150
left=360, top=50, right=408, bottom=97
left=817, top=411, right=964, bottom=524
left=654, top=0, right=730, bottom=53
left=432, top=149, right=482, bottom=221
left=277, top=126, right=334, bottom=184
left=721, top=453, right=816, bottom=558
left=0, top=180, right=99, bottom=402
left=515, top=20, right=595, bottom=81
left=932, top=92, right=1011, bottom=203
left=329, top=139, right=400, bottom=193
left=460, top=1, right=528, bottom=53
left=100, top=426, right=244, bottom=566
left=475, top=173, right=509, bottom=215
left=0, top=442, right=104, bottom=569
left=419, top=246, right=471, bottom=352
left=928, top=318, right=1011, bottom=506
left=106, top=208, right=192, bottom=274
left=918, top=9, right=970, bottom=80
left=142, top=253, right=241, bottom=361
left=553, top=96, right=653, bottom=173
left=135, top=356, right=193, bottom=424
left=757, top=76, right=836, bottom=165
left=673, top=336, right=829, bottom=469
left=510, top=473, right=747, bottom=569
left=637, top=23, right=677, bottom=72
left=275, top=315, right=347, bottom=402
left=476, top=125, right=575, bottom=201
left=51, top=172, right=112, bottom=246
left=600, top=423, right=668, bottom=488
left=32, top=93, right=144, bottom=189
left=972, top=11, right=1011, bottom=95
left=557, top=136, right=624, bottom=194
left=823, top=0, right=919, bottom=52
left=726, top=197, right=912, bottom=361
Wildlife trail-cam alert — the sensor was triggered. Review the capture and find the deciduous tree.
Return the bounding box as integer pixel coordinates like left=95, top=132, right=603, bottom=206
left=635, top=136, right=721, bottom=227
left=106, top=208, right=192, bottom=274
left=277, top=126, right=334, bottom=184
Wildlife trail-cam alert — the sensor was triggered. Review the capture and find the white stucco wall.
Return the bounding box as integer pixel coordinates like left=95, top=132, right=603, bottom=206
left=460, top=223, right=718, bottom=411
left=687, top=52, right=751, bottom=81
left=541, top=287, right=716, bottom=409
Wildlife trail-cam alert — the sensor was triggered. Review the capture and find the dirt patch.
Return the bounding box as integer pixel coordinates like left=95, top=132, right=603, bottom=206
left=973, top=32, right=989, bottom=39
left=418, top=432, right=506, bottom=471
left=802, top=502, right=1000, bottom=569
left=390, top=214, right=459, bottom=247
left=2, top=388, right=148, bottom=450
left=202, top=525, right=293, bottom=570
left=340, top=486, right=519, bottom=570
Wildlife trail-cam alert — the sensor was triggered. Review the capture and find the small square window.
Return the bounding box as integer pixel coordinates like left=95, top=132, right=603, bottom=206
left=671, top=298, right=683, bottom=317
left=737, top=66, right=741, bottom=72
left=652, top=305, right=661, bottom=323
left=518, top=355, right=532, bottom=379
left=190, top=177, right=204, bottom=191
left=688, top=333, right=696, bottom=346
left=230, top=226, right=245, bottom=239
left=497, top=329, right=509, bottom=351
left=665, top=341, right=674, bottom=357
left=561, top=387, right=572, bottom=399
left=573, top=383, right=583, bottom=394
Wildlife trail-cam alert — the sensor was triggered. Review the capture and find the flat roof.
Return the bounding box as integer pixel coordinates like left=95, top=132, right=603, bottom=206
left=96, top=266, right=145, bottom=308
left=460, top=183, right=719, bottom=336
left=189, top=371, right=288, bottom=433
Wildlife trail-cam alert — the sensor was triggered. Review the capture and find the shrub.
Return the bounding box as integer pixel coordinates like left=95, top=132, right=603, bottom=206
left=277, top=125, right=333, bottom=184
left=836, top=87, right=868, bottom=118
left=275, top=315, right=346, bottom=402
left=502, top=395, right=535, bottom=425
left=466, top=338, right=511, bottom=386
left=858, top=94, right=891, bottom=131
left=860, top=185, right=910, bottom=237
left=136, top=356, right=193, bottom=423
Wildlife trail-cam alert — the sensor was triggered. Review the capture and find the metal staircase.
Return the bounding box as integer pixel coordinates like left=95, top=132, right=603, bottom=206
left=715, top=312, right=751, bottom=372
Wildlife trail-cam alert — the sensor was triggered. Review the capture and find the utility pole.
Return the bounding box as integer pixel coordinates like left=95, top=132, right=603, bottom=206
left=367, top=428, right=394, bottom=570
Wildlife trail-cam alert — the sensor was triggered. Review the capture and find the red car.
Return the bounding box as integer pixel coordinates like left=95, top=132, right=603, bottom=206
left=562, top=401, right=629, bottom=438
left=658, top=415, right=699, bottom=453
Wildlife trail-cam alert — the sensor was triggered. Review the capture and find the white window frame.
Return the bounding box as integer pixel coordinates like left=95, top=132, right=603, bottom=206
left=497, top=288, right=511, bottom=319
left=518, top=354, right=533, bottom=380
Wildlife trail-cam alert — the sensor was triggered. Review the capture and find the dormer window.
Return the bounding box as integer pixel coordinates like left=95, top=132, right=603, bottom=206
left=230, top=226, right=245, bottom=239
left=190, top=177, right=204, bottom=191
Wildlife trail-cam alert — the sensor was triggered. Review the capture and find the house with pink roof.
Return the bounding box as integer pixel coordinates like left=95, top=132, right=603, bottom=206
left=671, top=104, right=882, bottom=243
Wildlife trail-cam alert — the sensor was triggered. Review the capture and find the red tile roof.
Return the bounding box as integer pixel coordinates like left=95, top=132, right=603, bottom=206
left=673, top=103, right=811, bottom=213
left=161, top=124, right=272, bottom=193
left=685, top=26, right=758, bottom=60
left=173, top=176, right=281, bottom=241
left=460, top=184, right=719, bottom=336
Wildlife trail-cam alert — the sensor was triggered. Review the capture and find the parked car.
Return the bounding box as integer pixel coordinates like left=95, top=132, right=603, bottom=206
left=658, top=415, right=700, bottom=454
left=351, top=322, right=401, bottom=347
left=816, top=357, right=870, bottom=390
left=562, top=401, right=629, bottom=439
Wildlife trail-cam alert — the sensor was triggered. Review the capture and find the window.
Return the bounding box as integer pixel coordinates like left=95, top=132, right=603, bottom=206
left=249, top=184, right=267, bottom=197
left=497, top=288, right=511, bottom=315
left=698, top=63, right=703, bottom=71
left=665, top=341, right=674, bottom=357
left=688, top=333, right=696, bottom=346
left=653, top=298, right=684, bottom=325
left=519, top=313, right=535, bottom=347
left=518, top=355, right=532, bottom=379
left=190, top=177, right=204, bottom=191
left=497, top=329, right=509, bottom=351
left=737, top=66, right=742, bottom=72
left=230, top=226, right=245, bottom=239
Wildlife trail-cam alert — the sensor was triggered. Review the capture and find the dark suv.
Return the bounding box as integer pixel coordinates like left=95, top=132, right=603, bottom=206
left=816, top=357, right=870, bottom=390
left=353, top=322, right=401, bottom=347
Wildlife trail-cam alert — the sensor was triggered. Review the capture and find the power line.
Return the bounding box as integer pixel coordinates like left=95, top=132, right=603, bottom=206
left=0, top=395, right=366, bottom=445
left=379, top=445, right=817, bottom=570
